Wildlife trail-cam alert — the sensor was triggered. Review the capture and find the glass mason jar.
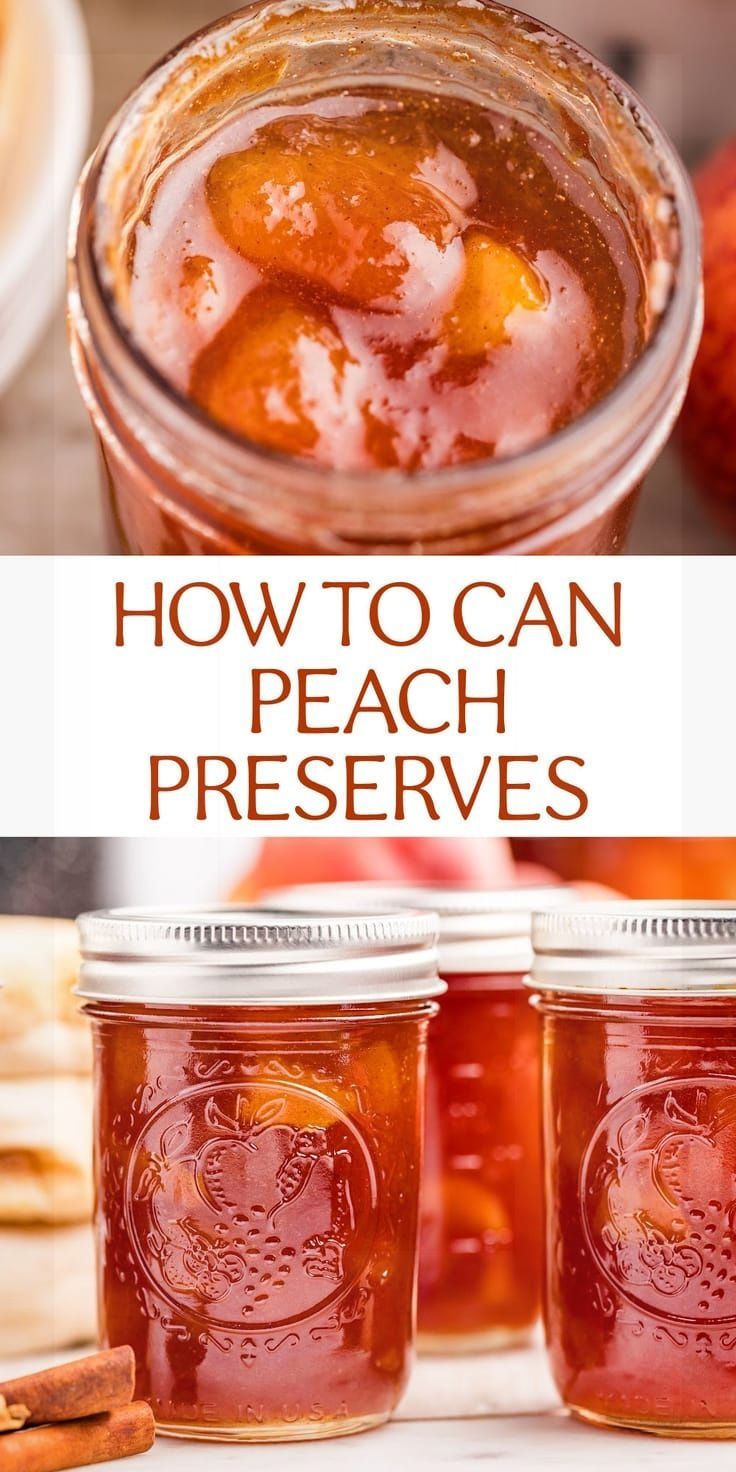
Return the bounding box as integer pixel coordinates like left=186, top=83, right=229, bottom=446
left=68, top=0, right=701, bottom=555
left=530, top=904, right=736, bottom=1439
left=266, top=881, right=567, bottom=1350
left=76, top=906, right=442, bottom=1443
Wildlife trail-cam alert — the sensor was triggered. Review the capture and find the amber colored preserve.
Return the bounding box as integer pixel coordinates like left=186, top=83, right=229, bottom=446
left=531, top=906, right=736, bottom=1439
left=131, top=89, right=645, bottom=472
left=69, top=0, right=700, bottom=553
left=77, top=908, right=441, bottom=1442
left=419, top=966, right=541, bottom=1348
left=266, top=882, right=567, bottom=1350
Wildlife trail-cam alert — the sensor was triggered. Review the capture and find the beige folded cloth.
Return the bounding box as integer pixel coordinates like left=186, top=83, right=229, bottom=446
left=0, top=917, right=90, bottom=1077
left=0, top=1076, right=93, bottom=1224
left=0, top=1021, right=91, bottom=1077
left=0, top=1222, right=96, bottom=1356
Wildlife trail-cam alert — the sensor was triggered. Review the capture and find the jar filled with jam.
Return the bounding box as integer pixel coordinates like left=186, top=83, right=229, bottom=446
left=68, top=0, right=700, bottom=554
left=76, top=906, right=442, bottom=1442
left=530, top=904, right=736, bottom=1439
left=267, top=881, right=567, bottom=1350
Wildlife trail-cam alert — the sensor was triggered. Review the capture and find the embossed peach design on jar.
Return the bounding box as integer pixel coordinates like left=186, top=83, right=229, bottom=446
left=266, top=881, right=572, bottom=1351
left=529, top=904, right=736, bottom=1439
left=77, top=906, right=441, bottom=1443
left=126, top=1080, right=376, bottom=1331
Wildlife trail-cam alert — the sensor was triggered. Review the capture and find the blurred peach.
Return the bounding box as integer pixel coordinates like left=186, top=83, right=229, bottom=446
left=231, top=837, right=556, bottom=901
left=680, top=139, right=736, bottom=540
left=514, top=839, right=736, bottom=900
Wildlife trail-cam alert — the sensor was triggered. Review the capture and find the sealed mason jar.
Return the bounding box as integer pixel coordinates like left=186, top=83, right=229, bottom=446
left=267, top=882, right=567, bottom=1350
left=77, top=906, right=442, bottom=1442
left=530, top=904, right=736, bottom=1439
left=68, top=0, right=700, bottom=555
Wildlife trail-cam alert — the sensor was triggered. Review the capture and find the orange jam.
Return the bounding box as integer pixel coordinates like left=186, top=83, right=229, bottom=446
left=419, top=966, right=541, bottom=1349
left=130, top=88, right=646, bottom=473
left=531, top=905, right=736, bottom=1439
left=264, top=882, right=565, bottom=1351
left=78, top=908, right=441, bottom=1442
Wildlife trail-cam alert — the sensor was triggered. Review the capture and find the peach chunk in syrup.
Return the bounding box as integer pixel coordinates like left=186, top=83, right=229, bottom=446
left=190, top=286, right=353, bottom=459
left=206, top=114, right=467, bottom=308
left=128, top=91, right=646, bottom=472
left=444, top=230, right=548, bottom=355
left=188, top=228, right=552, bottom=466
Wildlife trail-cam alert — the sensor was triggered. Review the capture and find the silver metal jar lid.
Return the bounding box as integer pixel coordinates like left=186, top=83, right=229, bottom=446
left=529, top=904, right=736, bottom=996
left=76, top=906, right=442, bottom=1006
left=265, top=883, right=572, bottom=974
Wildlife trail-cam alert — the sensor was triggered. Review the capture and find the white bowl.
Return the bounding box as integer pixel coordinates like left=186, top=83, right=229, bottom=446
left=0, top=0, right=91, bottom=395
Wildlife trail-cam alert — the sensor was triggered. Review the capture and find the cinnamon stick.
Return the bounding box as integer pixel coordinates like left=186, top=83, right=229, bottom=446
left=0, top=1402, right=155, bottom=1472
left=0, top=1400, right=28, bottom=1434
left=0, top=1347, right=135, bottom=1427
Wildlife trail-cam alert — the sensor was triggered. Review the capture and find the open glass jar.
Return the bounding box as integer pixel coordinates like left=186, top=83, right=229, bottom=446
left=267, top=881, right=567, bottom=1351
left=68, top=0, right=700, bottom=554
left=530, top=904, right=736, bottom=1439
left=77, top=906, right=442, bottom=1443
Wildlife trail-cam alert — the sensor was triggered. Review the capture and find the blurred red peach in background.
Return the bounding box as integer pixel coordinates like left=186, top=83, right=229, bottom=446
left=232, top=837, right=625, bottom=904
left=232, top=837, right=555, bottom=900
left=680, top=139, right=736, bottom=540
left=233, top=838, right=734, bottom=904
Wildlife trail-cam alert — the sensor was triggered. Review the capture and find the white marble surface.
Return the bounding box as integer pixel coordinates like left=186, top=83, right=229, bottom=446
left=2, top=1345, right=736, bottom=1469
left=5, top=1405, right=736, bottom=1469
left=131, top=1415, right=736, bottom=1470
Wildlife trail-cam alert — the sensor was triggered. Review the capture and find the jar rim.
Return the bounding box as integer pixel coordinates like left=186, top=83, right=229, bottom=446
left=68, top=0, right=702, bottom=549
left=528, top=903, right=736, bottom=996
left=76, top=904, right=443, bottom=1005
left=265, top=881, right=574, bottom=973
